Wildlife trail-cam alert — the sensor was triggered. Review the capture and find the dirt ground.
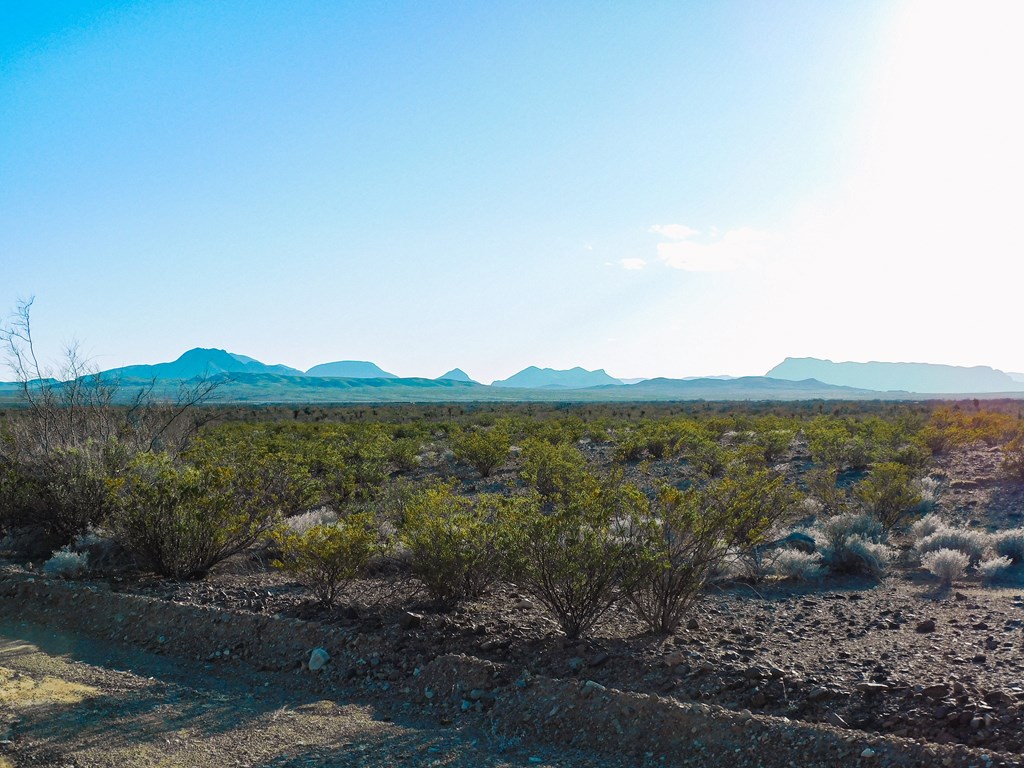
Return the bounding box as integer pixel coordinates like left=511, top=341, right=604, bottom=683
left=0, top=619, right=636, bottom=768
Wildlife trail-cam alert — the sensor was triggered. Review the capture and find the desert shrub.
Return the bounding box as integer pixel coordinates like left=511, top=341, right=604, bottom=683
left=710, top=461, right=801, bottom=580
left=840, top=535, right=894, bottom=578
left=519, top=438, right=588, bottom=503
left=910, top=512, right=944, bottom=542
left=805, top=417, right=870, bottom=470
left=630, top=484, right=745, bottom=634
left=924, top=408, right=1019, bottom=454
left=753, top=428, right=795, bottom=464
left=273, top=514, right=377, bottom=607
left=921, top=548, right=969, bottom=586
left=285, top=508, right=340, bottom=535
left=915, top=526, right=991, bottom=566
left=0, top=300, right=222, bottom=546
left=815, top=513, right=893, bottom=577
left=450, top=427, right=510, bottom=478
left=1002, top=432, right=1024, bottom=483
left=912, top=477, right=941, bottom=514
left=107, top=452, right=285, bottom=579
left=613, top=434, right=647, bottom=463
left=504, top=474, right=654, bottom=639
left=389, top=437, right=422, bottom=472
left=854, top=462, right=922, bottom=530
left=978, top=555, right=1013, bottom=584
left=992, top=529, right=1024, bottom=563
left=771, top=549, right=824, bottom=581
left=70, top=526, right=127, bottom=572
left=804, top=467, right=850, bottom=516
left=642, top=424, right=675, bottom=459
left=684, top=437, right=727, bottom=478
left=41, top=546, right=89, bottom=578
left=0, top=442, right=121, bottom=547
left=401, top=484, right=520, bottom=606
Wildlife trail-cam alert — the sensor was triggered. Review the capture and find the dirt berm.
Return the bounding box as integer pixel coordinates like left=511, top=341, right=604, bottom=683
left=0, top=572, right=1019, bottom=768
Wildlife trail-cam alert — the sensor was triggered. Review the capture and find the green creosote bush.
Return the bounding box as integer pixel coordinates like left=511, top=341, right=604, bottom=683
left=629, top=466, right=796, bottom=633
left=0, top=442, right=119, bottom=546
left=519, top=438, right=588, bottom=503
left=683, top=436, right=727, bottom=478
left=805, top=417, right=870, bottom=471
left=400, top=483, right=522, bottom=607
left=690, top=453, right=801, bottom=581
left=107, top=452, right=287, bottom=579
left=272, top=514, right=377, bottom=607
left=753, top=428, right=795, bottom=464
left=450, top=427, right=510, bottom=478
left=388, top=437, right=422, bottom=472
left=613, top=434, right=647, bottom=463
left=1002, top=431, right=1024, bottom=483
left=504, top=472, right=655, bottom=640
left=854, top=461, right=923, bottom=530
left=804, top=466, right=850, bottom=516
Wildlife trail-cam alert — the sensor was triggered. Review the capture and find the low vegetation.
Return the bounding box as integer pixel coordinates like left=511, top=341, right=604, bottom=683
left=3, top=318, right=1024, bottom=638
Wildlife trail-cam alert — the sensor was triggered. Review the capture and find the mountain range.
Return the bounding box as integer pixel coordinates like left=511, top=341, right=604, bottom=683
left=3, top=349, right=1024, bottom=405
left=766, top=357, right=1024, bottom=394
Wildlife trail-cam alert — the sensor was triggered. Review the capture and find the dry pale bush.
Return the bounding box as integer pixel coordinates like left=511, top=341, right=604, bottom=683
left=913, top=477, right=941, bottom=514
left=992, top=529, right=1024, bottom=563
left=42, top=547, right=89, bottom=578
left=978, top=555, right=1014, bottom=584
left=284, top=507, right=339, bottom=535
left=813, top=513, right=893, bottom=578
left=910, top=512, right=944, bottom=542
left=915, top=526, right=992, bottom=566
left=771, top=549, right=823, bottom=581
left=921, top=548, right=969, bottom=586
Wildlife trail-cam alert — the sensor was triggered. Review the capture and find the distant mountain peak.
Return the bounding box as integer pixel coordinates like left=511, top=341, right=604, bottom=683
left=304, top=360, right=397, bottom=379
left=436, top=368, right=475, bottom=383
left=104, top=347, right=301, bottom=380
left=491, top=366, right=623, bottom=389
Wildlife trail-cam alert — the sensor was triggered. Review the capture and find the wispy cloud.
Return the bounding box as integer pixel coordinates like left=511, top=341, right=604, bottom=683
left=620, top=258, right=647, bottom=270
left=649, top=224, right=768, bottom=272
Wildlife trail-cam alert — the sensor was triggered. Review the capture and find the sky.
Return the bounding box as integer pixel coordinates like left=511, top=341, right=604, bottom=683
left=3, top=0, right=1023, bottom=383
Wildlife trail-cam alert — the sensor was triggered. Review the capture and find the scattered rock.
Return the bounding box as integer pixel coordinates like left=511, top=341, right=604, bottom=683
left=923, top=683, right=950, bottom=700
left=916, top=619, right=937, bottom=633
left=825, top=711, right=848, bottom=728
left=308, top=647, right=329, bottom=671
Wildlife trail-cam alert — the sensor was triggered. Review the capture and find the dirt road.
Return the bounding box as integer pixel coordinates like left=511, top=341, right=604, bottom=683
left=0, top=620, right=620, bottom=768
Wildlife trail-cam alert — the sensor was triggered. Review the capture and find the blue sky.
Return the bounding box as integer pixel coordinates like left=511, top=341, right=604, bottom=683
left=3, top=1, right=1022, bottom=382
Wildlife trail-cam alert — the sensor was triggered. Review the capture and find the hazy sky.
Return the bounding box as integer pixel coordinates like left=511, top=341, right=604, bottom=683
left=3, top=1, right=1022, bottom=383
